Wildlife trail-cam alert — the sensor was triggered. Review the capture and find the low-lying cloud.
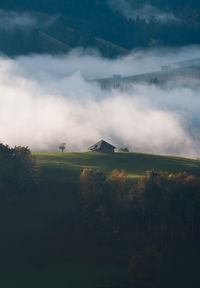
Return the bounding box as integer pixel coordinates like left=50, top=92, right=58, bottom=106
left=0, top=10, right=55, bottom=32
left=108, top=0, right=178, bottom=24
left=0, top=47, right=200, bottom=157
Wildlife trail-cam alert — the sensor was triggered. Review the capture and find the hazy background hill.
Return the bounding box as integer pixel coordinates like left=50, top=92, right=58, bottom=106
left=0, top=0, right=200, bottom=57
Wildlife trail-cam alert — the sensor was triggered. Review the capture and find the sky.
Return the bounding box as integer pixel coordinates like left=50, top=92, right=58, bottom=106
left=0, top=47, right=200, bottom=157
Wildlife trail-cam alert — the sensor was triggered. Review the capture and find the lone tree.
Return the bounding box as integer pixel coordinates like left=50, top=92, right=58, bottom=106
left=59, top=142, right=66, bottom=152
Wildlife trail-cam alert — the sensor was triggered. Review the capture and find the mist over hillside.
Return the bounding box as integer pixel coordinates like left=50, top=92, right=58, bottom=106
left=1, top=4, right=200, bottom=286
left=0, top=2, right=199, bottom=157
left=0, top=47, right=199, bottom=157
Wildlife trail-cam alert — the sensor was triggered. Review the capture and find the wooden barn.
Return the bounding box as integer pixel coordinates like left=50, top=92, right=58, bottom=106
left=89, top=140, right=116, bottom=153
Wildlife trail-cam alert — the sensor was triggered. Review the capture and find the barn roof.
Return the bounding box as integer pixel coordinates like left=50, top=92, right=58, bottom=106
left=89, top=140, right=116, bottom=150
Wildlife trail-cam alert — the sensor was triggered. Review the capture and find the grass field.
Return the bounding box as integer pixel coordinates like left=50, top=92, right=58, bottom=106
left=33, top=151, right=200, bottom=216
left=35, top=152, right=200, bottom=186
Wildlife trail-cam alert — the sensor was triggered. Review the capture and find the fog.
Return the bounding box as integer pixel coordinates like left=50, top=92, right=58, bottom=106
left=0, top=10, right=55, bottom=32
left=108, top=0, right=177, bottom=24
left=0, top=47, right=200, bottom=157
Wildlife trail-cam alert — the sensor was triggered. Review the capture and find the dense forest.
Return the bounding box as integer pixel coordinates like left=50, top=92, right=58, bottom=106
left=0, top=0, right=200, bottom=57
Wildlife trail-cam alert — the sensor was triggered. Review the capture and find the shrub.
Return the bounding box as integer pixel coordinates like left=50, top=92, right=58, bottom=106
left=118, top=148, right=130, bottom=152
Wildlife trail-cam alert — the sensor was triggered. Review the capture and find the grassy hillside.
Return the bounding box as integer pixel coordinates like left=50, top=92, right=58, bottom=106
left=28, top=151, right=200, bottom=288
left=0, top=152, right=198, bottom=288
left=35, top=151, right=200, bottom=186
left=33, top=151, right=200, bottom=223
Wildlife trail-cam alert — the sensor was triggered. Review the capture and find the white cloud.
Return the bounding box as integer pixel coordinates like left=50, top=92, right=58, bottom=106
left=0, top=47, right=199, bottom=157
left=0, top=10, right=55, bottom=32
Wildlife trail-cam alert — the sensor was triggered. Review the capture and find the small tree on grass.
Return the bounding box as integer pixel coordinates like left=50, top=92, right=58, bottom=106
left=59, top=142, right=66, bottom=152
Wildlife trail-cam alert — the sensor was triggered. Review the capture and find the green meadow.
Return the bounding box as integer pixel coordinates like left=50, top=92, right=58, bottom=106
left=35, top=151, right=200, bottom=186
left=34, top=151, right=200, bottom=215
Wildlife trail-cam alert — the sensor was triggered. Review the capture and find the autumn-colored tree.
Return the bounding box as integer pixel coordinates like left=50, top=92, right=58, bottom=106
left=108, top=168, right=131, bottom=204
left=168, top=172, right=200, bottom=236
left=132, top=170, right=173, bottom=216
left=80, top=168, right=108, bottom=231
left=80, top=168, right=106, bottom=202
left=80, top=167, right=200, bottom=245
left=131, top=170, right=200, bottom=241
left=106, top=168, right=131, bottom=230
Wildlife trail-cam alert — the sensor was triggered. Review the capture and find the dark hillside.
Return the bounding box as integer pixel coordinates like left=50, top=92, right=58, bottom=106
left=0, top=0, right=200, bottom=56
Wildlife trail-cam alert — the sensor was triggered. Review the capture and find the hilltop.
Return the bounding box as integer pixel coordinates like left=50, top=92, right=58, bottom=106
left=92, top=63, right=200, bottom=89
left=35, top=152, right=200, bottom=188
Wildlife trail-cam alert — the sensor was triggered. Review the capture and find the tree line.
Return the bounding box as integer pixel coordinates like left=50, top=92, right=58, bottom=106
left=0, top=143, right=39, bottom=199
left=80, top=167, right=200, bottom=287
left=80, top=168, right=200, bottom=242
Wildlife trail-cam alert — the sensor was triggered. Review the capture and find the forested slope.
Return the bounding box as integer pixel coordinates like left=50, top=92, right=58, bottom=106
left=0, top=0, right=200, bottom=56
